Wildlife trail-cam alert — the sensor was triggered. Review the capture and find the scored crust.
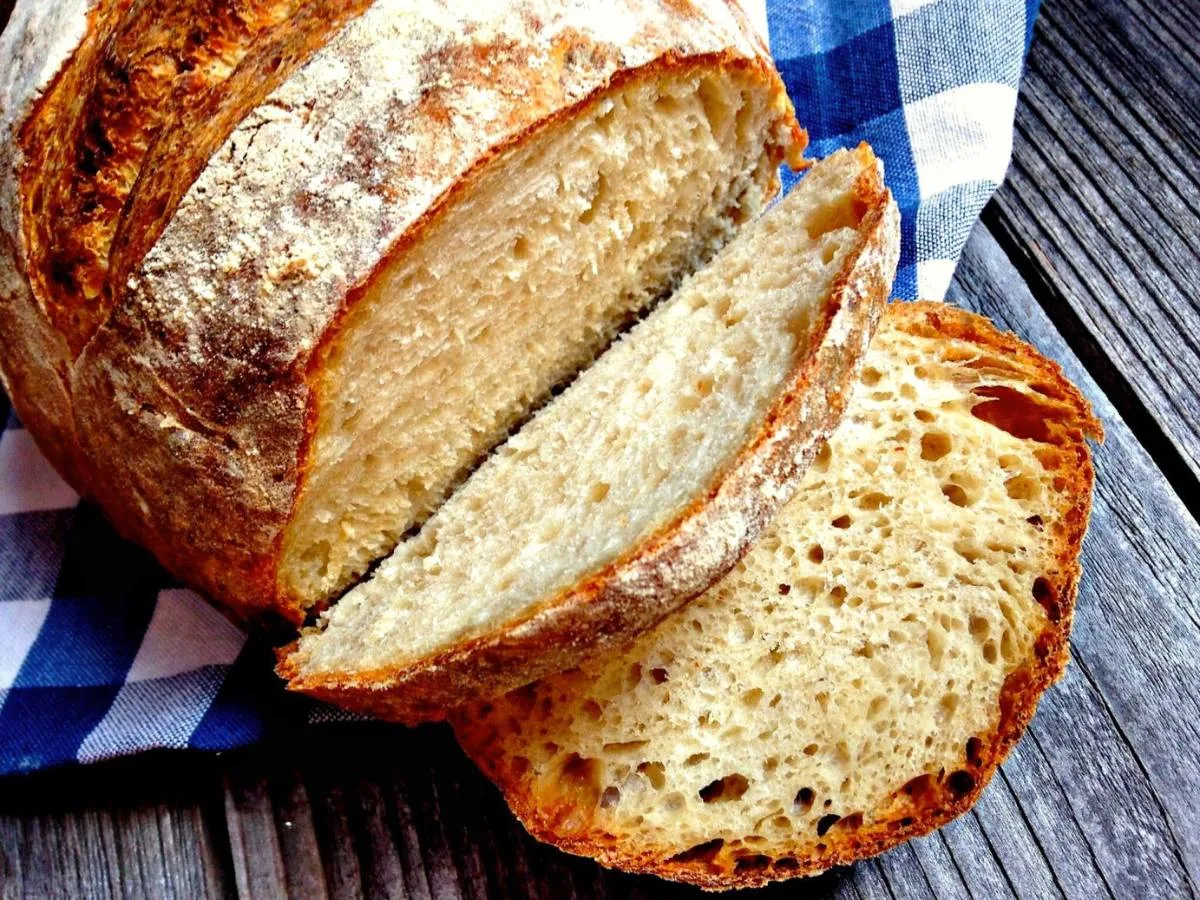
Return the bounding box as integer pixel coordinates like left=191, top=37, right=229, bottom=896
left=0, top=0, right=804, bottom=625
left=278, top=147, right=900, bottom=722
left=452, top=301, right=1103, bottom=890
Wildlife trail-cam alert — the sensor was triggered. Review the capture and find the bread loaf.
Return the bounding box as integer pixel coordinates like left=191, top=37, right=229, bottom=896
left=454, top=302, right=1102, bottom=889
left=0, top=0, right=805, bottom=623
left=280, top=146, right=899, bottom=722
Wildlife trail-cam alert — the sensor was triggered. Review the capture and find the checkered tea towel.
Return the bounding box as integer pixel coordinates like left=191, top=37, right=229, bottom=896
left=0, top=0, right=1040, bottom=775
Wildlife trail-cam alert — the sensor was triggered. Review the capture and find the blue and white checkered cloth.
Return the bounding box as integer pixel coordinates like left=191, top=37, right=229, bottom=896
left=0, top=0, right=1039, bottom=775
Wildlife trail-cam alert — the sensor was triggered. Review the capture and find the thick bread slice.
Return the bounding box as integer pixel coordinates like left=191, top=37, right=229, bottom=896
left=280, top=146, right=900, bottom=722
left=0, top=0, right=804, bottom=624
left=453, top=302, right=1102, bottom=890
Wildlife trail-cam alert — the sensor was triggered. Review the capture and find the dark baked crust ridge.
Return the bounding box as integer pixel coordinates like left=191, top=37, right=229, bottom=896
left=278, top=146, right=898, bottom=720
left=452, top=301, right=1102, bottom=890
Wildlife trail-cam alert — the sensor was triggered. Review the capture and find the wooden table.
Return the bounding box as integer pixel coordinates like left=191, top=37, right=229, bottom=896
left=3, top=0, right=1198, bottom=896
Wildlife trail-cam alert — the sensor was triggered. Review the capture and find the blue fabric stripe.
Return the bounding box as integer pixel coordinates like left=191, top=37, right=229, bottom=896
left=767, top=0, right=895, bottom=58
left=14, top=504, right=161, bottom=688
left=0, top=509, right=74, bottom=603
left=0, top=685, right=121, bottom=773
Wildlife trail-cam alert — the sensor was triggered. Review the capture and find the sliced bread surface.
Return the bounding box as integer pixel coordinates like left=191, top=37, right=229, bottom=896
left=453, top=302, right=1102, bottom=890
left=280, top=146, right=900, bottom=722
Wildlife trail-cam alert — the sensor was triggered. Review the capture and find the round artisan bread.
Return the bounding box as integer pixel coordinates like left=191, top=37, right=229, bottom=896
left=0, top=0, right=805, bottom=623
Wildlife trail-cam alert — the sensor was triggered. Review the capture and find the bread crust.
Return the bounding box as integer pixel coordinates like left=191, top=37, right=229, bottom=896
left=0, top=1, right=803, bottom=624
left=278, top=146, right=899, bottom=721
left=453, top=301, right=1103, bottom=890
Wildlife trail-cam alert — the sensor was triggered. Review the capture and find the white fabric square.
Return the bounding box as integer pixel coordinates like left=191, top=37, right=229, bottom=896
left=0, top=430, right=78, bottom=515
left=890, top=0, right=942, bottom=16
left=917, top=258, right=960, bottom=300
left=0, top=598, right=52, bottom=689
left=905, top=82, right=1018, bottom=200
left=126, top=588, right=246, bottom=683
left=76, top=668, right=226, bottom=763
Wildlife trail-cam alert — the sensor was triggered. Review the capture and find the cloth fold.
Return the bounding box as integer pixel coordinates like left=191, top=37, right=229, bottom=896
left=0, top=0, right=1038, bottom=775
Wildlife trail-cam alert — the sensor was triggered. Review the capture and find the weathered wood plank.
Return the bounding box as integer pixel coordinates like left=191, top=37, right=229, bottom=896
left=990, top=0, right=1200, bottom=495
left=0, top=752, right=230, bottom=899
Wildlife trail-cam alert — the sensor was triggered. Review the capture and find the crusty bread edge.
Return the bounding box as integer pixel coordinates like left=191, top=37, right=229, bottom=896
left=454, top=300, right=1103, bottom=890
left=279, top=145, right=900, bottom=723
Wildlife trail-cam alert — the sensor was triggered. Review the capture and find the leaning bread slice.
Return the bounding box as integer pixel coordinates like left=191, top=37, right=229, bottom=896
left=453, top=302, right=1102, bottom=890
left=280, top=146, right=900, bottom=722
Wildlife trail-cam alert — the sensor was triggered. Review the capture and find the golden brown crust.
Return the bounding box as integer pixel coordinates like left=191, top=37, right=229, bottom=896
left=453, top=301, right=1102, bottom=890
left=0, top=1, right=802, bottom=625
left=278, top=146, right=898, bottom=721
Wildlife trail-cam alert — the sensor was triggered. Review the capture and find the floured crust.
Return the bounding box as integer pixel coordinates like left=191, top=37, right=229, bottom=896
left=277, top=146, right=899, bottom=721
left=453, top=302, right=1103, bottom=890
left=0, top=1, right=803, bottom=624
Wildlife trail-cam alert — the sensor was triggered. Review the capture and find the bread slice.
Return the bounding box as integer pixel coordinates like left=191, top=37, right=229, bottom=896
left=280, top=146, right=900, bottom=722
left=0, top=0, right=805, bottom=624
left=453, top=302, right=1102, bottom=890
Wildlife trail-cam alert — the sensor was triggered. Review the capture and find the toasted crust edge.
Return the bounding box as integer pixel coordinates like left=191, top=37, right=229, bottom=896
left=452, top=300, right=1103, bottom=890
left=278, top=145, right=899, bottom=722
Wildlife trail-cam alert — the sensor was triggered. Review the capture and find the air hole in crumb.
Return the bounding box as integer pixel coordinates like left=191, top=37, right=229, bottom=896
left=552, top=754, right=602, bottom=808
left=942, top=483, right=970, bottom=507
left=582, top=700, right=603, bottom=720
left=1033, top=576, right=1061, bottom=621
left=982, top=640, right=998, bottom=664
left=512, top=235, right=531, bottom=259
left=778, top=583, right=792, bottom=595
left=685, top=752, right=710, bottom=767
left=915, top=409, right=935, bottom=423
left=651, top=667, right=669, bottom=684
left=816, top=814, right=841, bottom=836
left=578, top=173, right=608, bottom=225
left=862, top=367, right=883, bottom=387
left=1006, top=475, right=1040, bottom=501
left=966, top=737, right=984, bottom=767
left=971, top=386, right=1057, bottom=441
left=940, top=693, right=959, bottom=719
left=948, top=770, right=976, bottom=796
left=668, top=838, right=725, bottom=864
left=857, top=492, right=892, bottom=510
left=699, top=774, right=749, bottom=803
left=742, top=689, right=763, bottom=708
left=637, top=761, right=666, bottom=790
left=812, top=441, right=832, bottom=473
left=600, top=786, right=620, bottom=809
left=589, top=482, right=610, bottom=503
left=902, top=773, right=935, bottom=800
left=832, top=514, right=852, bottom=529
left=808, top=545, right=825, bottom=563
left=735, top=853, right=772, bottom=873
left=794, top=787, right=815, bottom=811
left=921, top=431, right=952, bottom=461
left=1027, top=514, right=1044, bottom=530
